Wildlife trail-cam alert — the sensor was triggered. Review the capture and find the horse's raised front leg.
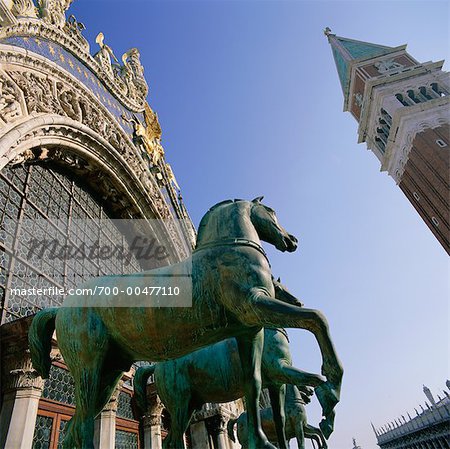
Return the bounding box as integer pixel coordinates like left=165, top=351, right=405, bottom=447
left=275, top=363, right=325, bottom=390
left=268, top=384, right=288, bottom=449
left=246, top=293, right=343, bottom=422
left=236, top=329, right=277, bottom=449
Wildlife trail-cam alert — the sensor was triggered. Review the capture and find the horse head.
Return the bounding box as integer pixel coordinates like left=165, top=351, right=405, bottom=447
left=196, top=197, right=298, bottom=254
left=250, top=196, right=298, bottom=253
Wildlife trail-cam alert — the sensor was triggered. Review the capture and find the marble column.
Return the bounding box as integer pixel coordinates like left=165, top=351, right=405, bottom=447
left=190, top=421, right=210, bottom=449
left=0, top=317, right=45, bottom=449
left=143, top=395, right=164, bottom=449
left=94, top=382, right=121, bottom=449
left=205, top=414, right=229, bottom=449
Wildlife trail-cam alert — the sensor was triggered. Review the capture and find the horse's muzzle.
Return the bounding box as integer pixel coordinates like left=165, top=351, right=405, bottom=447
left=284, top=234, right=298, bottom=252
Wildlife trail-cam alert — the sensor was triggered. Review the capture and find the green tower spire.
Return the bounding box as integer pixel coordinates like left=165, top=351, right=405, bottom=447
left=324, top=27, right=397, bottom=99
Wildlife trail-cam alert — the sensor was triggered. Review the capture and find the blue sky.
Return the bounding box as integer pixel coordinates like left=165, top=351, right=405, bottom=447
left=70, top=1, right=449, bottom=448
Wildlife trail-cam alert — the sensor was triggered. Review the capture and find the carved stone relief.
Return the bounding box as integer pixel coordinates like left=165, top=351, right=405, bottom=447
left=10, top=71, right=59, bottom=114
left=7, top=69, right=133, bottom=158
left=37, top=0, right=73, bottom=28
left=0, top=71, right=24, bottom=122
left=0, top=20, right=149, bottom=111
left=11, top=0, right=37, bottom=18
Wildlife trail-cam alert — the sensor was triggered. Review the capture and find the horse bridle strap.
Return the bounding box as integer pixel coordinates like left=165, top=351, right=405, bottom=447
left=193, top=238, right=270, bottom=266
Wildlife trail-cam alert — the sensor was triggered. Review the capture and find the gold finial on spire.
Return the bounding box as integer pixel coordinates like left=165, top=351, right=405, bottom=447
left=324, top=27, right=333, bottom=37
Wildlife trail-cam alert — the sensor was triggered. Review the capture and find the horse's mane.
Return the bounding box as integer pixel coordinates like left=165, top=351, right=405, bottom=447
left=193, top=198, right=247, bottom=323
left=196, top=198, right=245, bottom=248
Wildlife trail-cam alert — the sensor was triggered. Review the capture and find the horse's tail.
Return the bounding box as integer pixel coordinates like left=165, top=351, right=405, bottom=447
left=134, top=364, right=156, bottom=413
left=227, top=417, right=237, bottom=442
left=28, top=308, right=58, bottom=378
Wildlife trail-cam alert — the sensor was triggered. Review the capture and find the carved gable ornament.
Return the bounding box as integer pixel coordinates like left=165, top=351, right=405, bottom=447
left=0, top=0, right=149, bottom=112
left=374, top=58, right=405, bottom=74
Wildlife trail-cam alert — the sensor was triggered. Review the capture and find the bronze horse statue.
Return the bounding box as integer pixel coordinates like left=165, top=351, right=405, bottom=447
left=29, top=197, right=343, bottom=449
left=228, top=384, right=328, bottom=449
left=133, top=325, right=324, bottom=449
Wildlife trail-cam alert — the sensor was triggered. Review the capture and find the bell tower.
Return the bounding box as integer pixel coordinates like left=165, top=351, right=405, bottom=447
left=325, top=28, right=450, bottom=254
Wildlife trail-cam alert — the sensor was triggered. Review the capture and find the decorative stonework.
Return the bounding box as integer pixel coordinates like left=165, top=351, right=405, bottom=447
left=192, top=401, right=242, bottom=423
left=122, top=113, right=164, bottom=165
left=2, top=118, right=191, bottom=259
left=94, top=32, right=118, bottom=80
left=7, top=362, right=44, bottom=390
left=387, top=112, right=449, bottom=183
left=375, top=59, right=405, bottom=74
left=65, top=14, right=89, bottom=52
left=1, top=317, right=45, bottom=392
left=9, top=0, right=38, bottom=18
left=103, top=381, right=123, bottom=413
left=0, top=18, right=148, bottom=112
left=356, top=60, right=447, bottom=145
left=354, top=92, right=363, bottom=107
left=0, top=46, right=170, bottom=212
left=143, top=396, right=164, bottom=427
left=37, top=0, right=73, bottom=28
left=205, top=414, right=228, bottom=435
left=3, top=64, right=133, bottom=156
left=0, top=71, right=24, bottom=122
left=0, top=0, right=195, bottom=257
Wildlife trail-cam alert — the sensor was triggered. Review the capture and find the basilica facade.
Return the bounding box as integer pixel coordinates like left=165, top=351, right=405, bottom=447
left=0, top=1, right=243, bottom=448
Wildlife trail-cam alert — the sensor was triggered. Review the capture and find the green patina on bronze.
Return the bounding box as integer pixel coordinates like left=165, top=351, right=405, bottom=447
left=134, top=324, right=325, bottom=449
left=228, top=384, right=328, bottom=449
left=29, top=197, right=343, bottom=449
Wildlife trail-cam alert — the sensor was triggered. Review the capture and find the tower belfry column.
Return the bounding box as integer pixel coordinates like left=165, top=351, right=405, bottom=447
left=325, top=28, right=450, bottom=254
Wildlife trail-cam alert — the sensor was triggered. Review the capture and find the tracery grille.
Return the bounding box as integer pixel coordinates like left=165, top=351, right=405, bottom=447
left=0, top=163, right=141, bottom=324
left=32, top=415, right=53, bottom=449
left=115, top=430, right=139, bottom=449
left=42, top=364, right=75, bottom=406
left=56, top=420, right=68, bottom=449
left=117, top=390, right=135, bottom=420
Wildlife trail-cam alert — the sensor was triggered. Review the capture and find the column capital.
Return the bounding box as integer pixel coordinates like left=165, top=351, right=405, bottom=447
left=7, top=365, right=44, bottom=391
left=143, top=395, right=164, bottom=428
left=1, top=316, right=45, bottom=394
left=205, top=413, right=228, bottom=435
left=102, top=380, right=123, bottom=413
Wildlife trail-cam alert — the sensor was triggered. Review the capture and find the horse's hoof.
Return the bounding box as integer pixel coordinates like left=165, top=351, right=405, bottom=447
left=258, top=442, right=278, bottom=449
left=315, top=382, right=339, bottom=416
left=320, top=411, right=336, bottom=439
left=299, top=385, right=314, bottom=396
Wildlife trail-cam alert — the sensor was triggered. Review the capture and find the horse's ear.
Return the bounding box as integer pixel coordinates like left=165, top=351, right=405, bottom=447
left=252, top=196, right=264, bottom=203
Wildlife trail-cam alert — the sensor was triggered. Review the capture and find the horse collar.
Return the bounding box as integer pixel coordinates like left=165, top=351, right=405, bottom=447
left=194, top=238, right=271, bottom=267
